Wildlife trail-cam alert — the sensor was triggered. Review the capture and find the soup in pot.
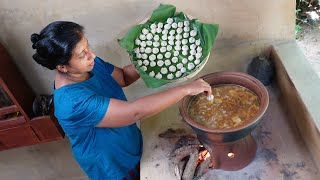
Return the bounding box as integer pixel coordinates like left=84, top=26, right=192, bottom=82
left=188, top=84, right=260, bottom=129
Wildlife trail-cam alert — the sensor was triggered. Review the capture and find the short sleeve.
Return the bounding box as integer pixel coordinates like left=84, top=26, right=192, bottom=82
left=55, top=87, right=110, bottom=129
left=94, top=56, right=114, bottom=75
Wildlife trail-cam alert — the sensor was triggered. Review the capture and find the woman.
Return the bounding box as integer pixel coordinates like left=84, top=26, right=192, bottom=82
left=31, top=21, right=212, bottom=180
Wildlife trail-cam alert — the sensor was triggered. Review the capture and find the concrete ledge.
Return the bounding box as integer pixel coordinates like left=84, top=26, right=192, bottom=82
left=271, top=42, right=320, bottom=170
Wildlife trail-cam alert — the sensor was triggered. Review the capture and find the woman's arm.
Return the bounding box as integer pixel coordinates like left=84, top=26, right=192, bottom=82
left=97, top=78, right=212, bottom=128
left=111, top=65, right=140, bottom=87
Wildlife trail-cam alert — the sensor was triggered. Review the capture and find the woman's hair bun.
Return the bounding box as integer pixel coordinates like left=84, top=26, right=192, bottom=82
left=31, top=33, right=41, bottom=49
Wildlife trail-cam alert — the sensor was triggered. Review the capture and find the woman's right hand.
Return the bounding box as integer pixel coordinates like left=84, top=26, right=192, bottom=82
left=182, top=78, right=212, bottom=96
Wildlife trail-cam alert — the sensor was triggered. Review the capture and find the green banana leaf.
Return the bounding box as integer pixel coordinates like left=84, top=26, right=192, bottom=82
left=118, top=4, right=219, bottom=88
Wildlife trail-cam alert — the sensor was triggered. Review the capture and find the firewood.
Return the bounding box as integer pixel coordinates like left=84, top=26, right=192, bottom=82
left=175, top=159, right=187, bottom=180
left=169, top=144, right=201, bottom=158
left=194, top=157, right=212, bottom=178
left=158, top=128, right=187, bottom=138
left=182, top=149, right=199, bottom=180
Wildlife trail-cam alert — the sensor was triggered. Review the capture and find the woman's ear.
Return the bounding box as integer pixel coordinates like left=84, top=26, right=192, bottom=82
left=56, top=64, right=68, bottom=73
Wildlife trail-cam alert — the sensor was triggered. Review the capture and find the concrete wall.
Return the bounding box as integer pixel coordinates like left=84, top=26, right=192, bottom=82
left=0, top=0, right=295, bottom=96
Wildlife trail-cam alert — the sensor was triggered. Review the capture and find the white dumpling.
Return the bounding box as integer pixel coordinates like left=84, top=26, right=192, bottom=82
left=177, top=27, right=183, bottom=34
left=141, top=66, right=147, bottom=71
left=184, top=27, right=190, bottom=32
left=175, top=34, right=182, bottom=40
left=169, top=65, right=176, bottom=72
left=181, top=67, right=186, bottom=73
left=182, top=45, right=189, bottom=51
left=172, top=57, right=178, bottom=63
left=195, top=52, right=202, bottom=59
left=175, top=71, right=182, bottom=78
left=197, top=46, right=202, bottom=52
left=178, top=22, right=183, bottom=28
left=149, top=54, right=156, bottom=61
left=161, top=41, right=167, bottom=47
left=140, top=47, right=145, bottom=53
left=162, top=34, right=168, bottom=41
left=183, top=33, right=189, bottom=39
left=162, top=29, right=168, bottom=35
left=167, top=18, right=174, bottom=24
left=169, top=30, right=175, bottom=36
left=189, top=37, right=195, bottom=43
left=145, top=47, right=152, bottom=54
left=142, top=28, right=149, bottom=35
left=154, top=35, right=160, bottom=41
left=158, top=22, right=164, bottom=29
left=171, top=22, right=178, bottom=29
left=157, top=60, right=164, bottom=67
left=153, top=41, right=160, bottom=47
left=137, top=60, right=143, bottom=66
left=161, top=67, right=168, bottom=74
left=165, top=52, right=171, bottom=58
left=135, top=39, right=141, bottom=45
left=164, top=59, right=171, bottom=66
left=164, top=24, right=171, bottom=30
left=190, top=44, right=196, bottom=50
left=176, top=63, right=183, bottom=69
left=182, top=39, right=188, bottom=45
left=152, top=48, right=159, bottom=54
left=190, top=30, right=197, bottom=37
left=168, top=35, right=175, bottom=41
left=173, top=51, right=179, bottom=57
left=150, top=61, right=156, bottom=67
left=182, top=51, right=188, bottom=56
left=195, top=39, right=201, bottom=46
left=167, top=73, right=174, bottom=80
left=146, top=41, right=153, bottom=46
left=140, top=41, right=146, bottom=47
left=146, top=33, right=153, bottom=40
left=167, top=45, right=173, bottom=51
left=188, top=55, right=194, bottom=61
left=160, top=47, right=166, bottom=53
left=149, top=71, right=155, bottom=77
left=187, top=63, right=195, bottom=70
left=140, top=34, right=146, bottom=40
left=150, top=23, right=157, bottom=30
left=136, top=53, right=142, bottom=58
left=168, top=40, right=174, bottom=46
left=175, top=40, right=181, bottom=46
left=143, top=60, right=149, bottom=66
left=182, top=58, right=188, bottom=64
left=155, top=73, right=162, bottom=79
left=174, top=46, right=181, bottom=51
left=194, top=59, right=200, bottom=65
left=184, top=21, right=189, bottom=27
left=156, top=28, right=162, bottom=34
left=151, top=29, right=156, bottom=34
left=157, top=54, right=163, bottom=60
left=190, top=49, right=196, bottom=56
left=142, top=53, right=148, bottom=60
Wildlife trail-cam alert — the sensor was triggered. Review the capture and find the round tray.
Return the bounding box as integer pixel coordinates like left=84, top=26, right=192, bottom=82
left=131, top=14, right=211, bottom=85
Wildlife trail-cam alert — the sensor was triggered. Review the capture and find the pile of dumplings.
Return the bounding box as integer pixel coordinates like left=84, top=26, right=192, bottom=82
left=133, top=17, right=203, bottom=80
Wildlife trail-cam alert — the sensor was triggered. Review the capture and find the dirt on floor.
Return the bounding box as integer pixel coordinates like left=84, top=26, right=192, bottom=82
left=296, top=24, right=320, bottom=77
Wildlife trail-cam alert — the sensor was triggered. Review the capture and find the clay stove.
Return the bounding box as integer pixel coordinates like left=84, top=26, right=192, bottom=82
left=179, top=72, right=269, bottom=171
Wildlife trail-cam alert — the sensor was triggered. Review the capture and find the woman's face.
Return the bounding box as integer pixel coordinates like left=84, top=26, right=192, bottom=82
left=65, top=36, right=96, bottom=74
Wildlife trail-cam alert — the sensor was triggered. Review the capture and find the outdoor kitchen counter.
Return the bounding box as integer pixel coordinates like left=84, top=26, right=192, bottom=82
left=140, top=86, right=319, bottom=180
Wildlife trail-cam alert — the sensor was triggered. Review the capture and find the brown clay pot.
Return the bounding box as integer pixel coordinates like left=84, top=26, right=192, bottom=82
left=178, top=71, right=269, bottom=170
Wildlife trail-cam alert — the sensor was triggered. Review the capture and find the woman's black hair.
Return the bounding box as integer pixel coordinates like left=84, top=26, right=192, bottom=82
left=31, top=21, right=84, bottom=70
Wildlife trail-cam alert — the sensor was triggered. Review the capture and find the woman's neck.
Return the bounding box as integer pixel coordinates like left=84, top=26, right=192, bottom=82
left=55, top=71, right=90, bottom=88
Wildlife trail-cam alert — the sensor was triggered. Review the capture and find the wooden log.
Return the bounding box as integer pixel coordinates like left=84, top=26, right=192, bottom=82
left=182, top=149, right=199, bottom=180
left=194, top=157, right=212, bottom=178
